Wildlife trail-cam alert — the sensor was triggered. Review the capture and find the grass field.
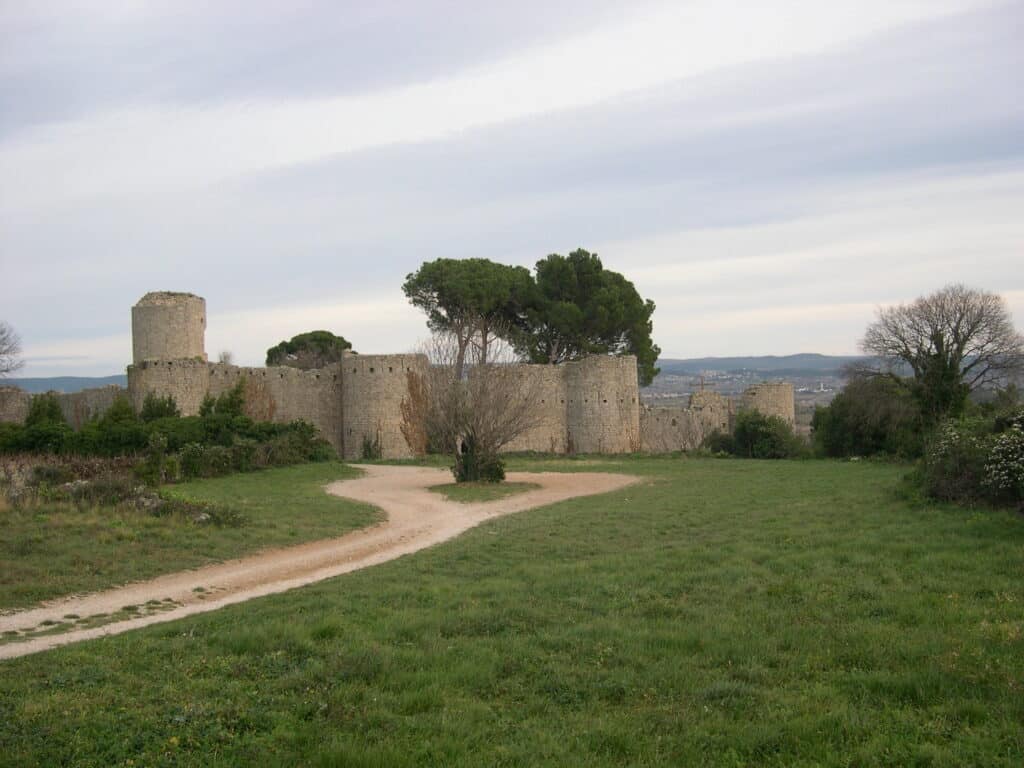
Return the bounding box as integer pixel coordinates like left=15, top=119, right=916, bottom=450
left=429, top=481, right=541, bottom=503
left=0, top=462, right=379, bottom=609
left=1, top=457, right=1023, bottom=766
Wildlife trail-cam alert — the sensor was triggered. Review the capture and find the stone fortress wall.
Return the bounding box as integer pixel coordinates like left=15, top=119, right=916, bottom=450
left=340, top=353, right=430, bottom=460
left=1, top=383, right=125, bottom=430
left=1, top=291, right=797, bottom=459
left=639, top=383, right=796, bottom=453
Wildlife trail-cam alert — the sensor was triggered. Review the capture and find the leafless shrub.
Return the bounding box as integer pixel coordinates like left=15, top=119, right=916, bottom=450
left=0, top=321, right=24, bottom=377
left=414, top=328, right=544, bottom=481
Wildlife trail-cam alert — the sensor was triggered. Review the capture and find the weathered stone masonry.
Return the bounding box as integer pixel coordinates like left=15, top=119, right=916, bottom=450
left=2, top=291, right=796, bottom=458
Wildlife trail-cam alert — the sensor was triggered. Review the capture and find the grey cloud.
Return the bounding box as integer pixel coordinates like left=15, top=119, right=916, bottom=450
left=3, top=2, right=1023, bottom=366
left=0, top=0, right=641, bottom=138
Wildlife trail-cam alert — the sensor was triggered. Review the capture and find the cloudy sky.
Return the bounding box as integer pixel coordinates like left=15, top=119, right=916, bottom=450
left=2, top=0, right=1022, bottom=377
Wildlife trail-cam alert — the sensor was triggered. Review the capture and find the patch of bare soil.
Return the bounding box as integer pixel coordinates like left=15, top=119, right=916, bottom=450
left=0, top=465, right=637, bottom=660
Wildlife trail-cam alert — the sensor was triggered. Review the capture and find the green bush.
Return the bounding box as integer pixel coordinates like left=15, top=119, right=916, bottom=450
left=199, top=383, right=245, bottom=419
left=18, top=422, right=75, bottom=454
left=811, top=375, right=923, bottom=458
left=146, top=416, right=205, bottom=452
left=25, top=393, right=65, bottom=427
left=361, top=433, right=382, bottom=460
left=983, top=424, right=1024, bottom=504
left=140, top=393, right=180, bottom=421
left=1, top=378, right=334, bottom=484
left=179, top=443, right=205, bottom=478
left=921, top=419, right=993, bottom=504
left=701, top=430, right=735, bottom=455
left=453, top=437, right=506, bottom=483
left=732, top=411, right=804, bottom=459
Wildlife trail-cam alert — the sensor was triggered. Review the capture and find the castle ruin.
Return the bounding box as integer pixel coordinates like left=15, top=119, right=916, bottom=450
left=0, top=291, right=796, bottom=457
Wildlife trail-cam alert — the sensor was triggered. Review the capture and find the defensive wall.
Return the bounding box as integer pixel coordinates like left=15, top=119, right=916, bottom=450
left=2, top=291, right=796, bottom=459
left=1, top=384, right=126, bottom=430
left=640, top=383, right=796, bottom=453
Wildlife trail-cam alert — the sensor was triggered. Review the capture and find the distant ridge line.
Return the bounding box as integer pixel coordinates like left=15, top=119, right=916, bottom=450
left=3, top=375, right=128, bottom=394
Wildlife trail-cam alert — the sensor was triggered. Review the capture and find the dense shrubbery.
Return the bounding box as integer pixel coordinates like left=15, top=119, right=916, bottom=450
left=919, top=408, right=1024, bottom=507
left=812, top=375, right=923, bottom=459
left=0, top=383, right=335, bottom=484
left=453, top=436, right=506, bottom=482
left=701, top=410, right=805, bottom=460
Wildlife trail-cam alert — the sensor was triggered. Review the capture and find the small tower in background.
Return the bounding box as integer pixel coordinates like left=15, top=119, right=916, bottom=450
left=131, top=291, right=206, bottom=363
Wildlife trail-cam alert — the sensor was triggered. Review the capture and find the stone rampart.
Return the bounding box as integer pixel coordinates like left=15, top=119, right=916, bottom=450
left=127, top=359, right=212, bottom=416
left=0, top=386, right=31, bottom=424
left=207, top=363, right=344, bottom=454
left=565, top=355, right=640, bottom=453
left=341, top=354, right=429, bottom=460
left=57, top=386, right=126, bottom=429
left=640, top=390, right=730, bottom=452
left=501, top=364, right=568, bottom=453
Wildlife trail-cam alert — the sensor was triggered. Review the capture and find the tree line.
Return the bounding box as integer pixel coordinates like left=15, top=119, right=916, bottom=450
left=813, top=284, right=1023, bottom=507
left=401, top=249, right=660, bottom=386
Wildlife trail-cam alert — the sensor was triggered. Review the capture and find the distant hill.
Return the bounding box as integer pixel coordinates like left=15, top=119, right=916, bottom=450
left=3, top=375, right=127, bottom=394
left=657, top=354, right=869, bottom=377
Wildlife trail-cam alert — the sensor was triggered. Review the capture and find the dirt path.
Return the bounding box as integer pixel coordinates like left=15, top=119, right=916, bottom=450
left=0, top=465, right=637, bottom=660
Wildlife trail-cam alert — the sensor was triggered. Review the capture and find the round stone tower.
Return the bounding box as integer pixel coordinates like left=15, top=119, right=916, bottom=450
left=131, top=292, right=206, bottom=363
left=565, top=355, right=641, bottom=454
left=739, top=382, right=795, bottom=425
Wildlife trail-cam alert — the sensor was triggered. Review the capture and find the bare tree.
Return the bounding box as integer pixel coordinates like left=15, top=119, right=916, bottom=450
left=416, top=328, right=543, bottom=481
left=0, top=321, right=24, bottom=377
left=861, top=284, right=1024, bottom=418
left=217, top=350, right=234, bottom=365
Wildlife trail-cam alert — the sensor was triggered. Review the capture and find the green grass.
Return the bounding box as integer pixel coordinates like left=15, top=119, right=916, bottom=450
left=1, top=457, right=1023, bottom=766
left=429, top=481, right=541, bottom=503
left=0, top=462, right=379, bottom=609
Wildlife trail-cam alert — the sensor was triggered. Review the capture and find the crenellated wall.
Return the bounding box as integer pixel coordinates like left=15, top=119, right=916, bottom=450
left=207, top=363, right=345, bottom=454
left=341, top=354, right=429, bottom=459
left=127, top=358, right=211, bottom=416
left=7, top=291, right=796, bottom=459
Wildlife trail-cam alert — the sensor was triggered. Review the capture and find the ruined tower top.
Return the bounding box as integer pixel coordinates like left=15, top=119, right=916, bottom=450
left=131, top=291, right=207, bottom=364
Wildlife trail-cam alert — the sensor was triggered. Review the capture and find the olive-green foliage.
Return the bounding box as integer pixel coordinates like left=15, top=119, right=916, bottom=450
left=453, top=435, right=506, bottom=482
left=811, top=375, right=923, bottom=458
left=265, top=330, right=353, bottom=368
left=361, top=433, right=382, bottom=460
left=705, top=410, right=804, bottom=459
left=139, top=392, right=180, bottom=421
left=403, top=258, right=534, bottom=375
left=701, top=430, right=735, bottom=455
left=199, top=382, right=245, bottom=418
left=732, top=411, right=804, bottom=459
left=3, top=458, right=1023, bottom=766
left=24, top=392, right=65, bottom=427
left=520, top=249, right=661, bottom=386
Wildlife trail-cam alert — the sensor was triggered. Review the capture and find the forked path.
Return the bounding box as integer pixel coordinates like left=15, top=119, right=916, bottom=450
left=0, top=465, right=637, bottom=660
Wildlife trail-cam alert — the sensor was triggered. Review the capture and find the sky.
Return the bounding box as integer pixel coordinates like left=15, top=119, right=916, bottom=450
left=1, top=0, right=1022, bottom=377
